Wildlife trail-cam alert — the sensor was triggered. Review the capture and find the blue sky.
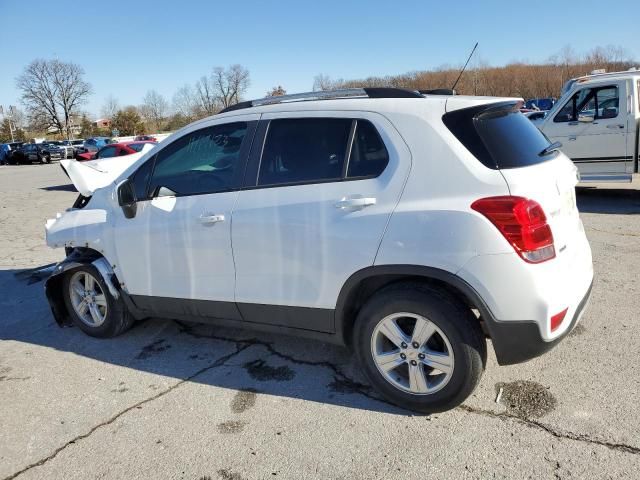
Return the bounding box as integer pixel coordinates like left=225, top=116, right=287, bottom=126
left=1, top=0, right=639, bottom=118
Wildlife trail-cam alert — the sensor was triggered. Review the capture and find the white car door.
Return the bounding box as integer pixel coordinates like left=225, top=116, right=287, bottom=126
left=112, top=116, right=258, bottom=319
left=231, top=112, right=411, bottom=332
left=542, top=83, right=628, bottom=176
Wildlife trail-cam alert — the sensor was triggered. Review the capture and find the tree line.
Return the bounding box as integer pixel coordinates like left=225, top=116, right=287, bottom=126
left=2, top=44, right=636, bottom=143
left=313, top=45, right=637, bottom=99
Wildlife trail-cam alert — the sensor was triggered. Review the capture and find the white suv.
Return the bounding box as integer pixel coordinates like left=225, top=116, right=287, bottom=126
left=44, top=88, right=593, bottom=413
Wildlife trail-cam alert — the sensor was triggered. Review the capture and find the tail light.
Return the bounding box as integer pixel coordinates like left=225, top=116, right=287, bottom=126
left=471, top=196, right=555, bottom=263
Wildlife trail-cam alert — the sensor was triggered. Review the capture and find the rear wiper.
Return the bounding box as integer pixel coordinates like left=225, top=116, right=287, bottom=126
left=539, top=141, right=562, bottom=157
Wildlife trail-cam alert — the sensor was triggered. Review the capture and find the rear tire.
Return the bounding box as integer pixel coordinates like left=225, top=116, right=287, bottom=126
left=62, top=265, right=134, bottom=338
left=353, top=282, right=486, bottom=413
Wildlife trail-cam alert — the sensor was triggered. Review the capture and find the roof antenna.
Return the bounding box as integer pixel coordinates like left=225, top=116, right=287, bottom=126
left=451, top=42, right=479, bottom=92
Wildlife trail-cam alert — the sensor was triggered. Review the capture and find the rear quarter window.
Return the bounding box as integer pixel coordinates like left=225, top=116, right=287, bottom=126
left=443, top=102, right=552, bottom=169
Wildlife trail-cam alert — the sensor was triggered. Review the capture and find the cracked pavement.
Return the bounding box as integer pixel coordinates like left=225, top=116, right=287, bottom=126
left=1, top=165, right=639, bottom=479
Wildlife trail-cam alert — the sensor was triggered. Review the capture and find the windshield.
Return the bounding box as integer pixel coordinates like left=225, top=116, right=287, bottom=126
left=443, top=102, right=554, bottom=170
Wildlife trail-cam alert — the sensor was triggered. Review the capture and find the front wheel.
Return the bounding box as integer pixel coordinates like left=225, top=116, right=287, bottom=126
left=354, top=283, right=486, bottom=413
left=62, top=265, right=134, bottom=338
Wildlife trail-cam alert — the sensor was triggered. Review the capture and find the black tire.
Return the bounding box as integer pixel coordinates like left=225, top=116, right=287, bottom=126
left=41, top=154, right=51, bottom=164
left=62, top=264, right=134, bottom=338
left=353, top=282, right=486, bottom=413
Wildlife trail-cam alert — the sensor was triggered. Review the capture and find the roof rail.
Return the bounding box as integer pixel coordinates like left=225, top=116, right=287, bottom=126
left=219, top=87, right=423, bottom=114
left=419, top=88, right=457, bottom=96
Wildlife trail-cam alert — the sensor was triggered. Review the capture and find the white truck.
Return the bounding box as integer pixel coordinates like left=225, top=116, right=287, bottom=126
left=533, top=69, right=640, bottom=182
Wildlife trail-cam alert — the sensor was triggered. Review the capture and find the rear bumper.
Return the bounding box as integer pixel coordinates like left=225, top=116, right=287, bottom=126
left=485, top=279, right=592, bottom=365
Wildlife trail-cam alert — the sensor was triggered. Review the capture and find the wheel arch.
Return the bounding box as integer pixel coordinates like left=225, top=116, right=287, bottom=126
left=334, top=265, right=497, bottom=347
left=44, top=248, right=134, bottom=326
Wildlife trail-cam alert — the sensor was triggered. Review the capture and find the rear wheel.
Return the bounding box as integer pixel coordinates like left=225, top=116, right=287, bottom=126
left=62, top=265, right=134, bottom=338
left=354, top=283, right=486, bottom=413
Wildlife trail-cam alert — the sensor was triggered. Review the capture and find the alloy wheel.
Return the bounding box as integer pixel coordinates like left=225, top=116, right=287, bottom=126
left=68, top=271, right=108, bottom=327
left=370, top=312, right=455, bottom=395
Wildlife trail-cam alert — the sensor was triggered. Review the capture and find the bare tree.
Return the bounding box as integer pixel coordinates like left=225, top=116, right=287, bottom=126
left=16, top=59, right=91, bottom=138
left=194, top=75, right=220, bottom=116
left=172, top=84, right=199, bottom=119
left=140, top=90, right=168, bottom=132
left=267, top=86, right=286, bottom=97
left=101, top=95, right=119, bottom=120
left=211, top=65, right=250, bottom=108
left=313, top=74, right=335, bottom=91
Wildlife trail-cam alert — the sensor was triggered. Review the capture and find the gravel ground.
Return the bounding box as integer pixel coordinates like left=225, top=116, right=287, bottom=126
left=1, top=164, right=639, bottom=480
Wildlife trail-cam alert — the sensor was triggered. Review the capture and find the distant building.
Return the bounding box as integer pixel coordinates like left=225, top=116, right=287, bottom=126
left=94, top=118, right=111, bottom=129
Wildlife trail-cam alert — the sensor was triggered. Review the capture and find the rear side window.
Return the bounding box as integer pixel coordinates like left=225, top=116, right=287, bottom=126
left=443, top=102, right=552, bottom=170
left=347, top=120, right=389, bottom=178
left=258, top=118, right=352, bottom=186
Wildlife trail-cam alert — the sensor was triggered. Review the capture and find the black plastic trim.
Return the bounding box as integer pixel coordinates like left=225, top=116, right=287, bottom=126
left=334, top=265, right=500, bottom=346
left=486, top=280, right=593, bottom=365
left=572, top=156, right=632, bottom=163
left=131, top=295, right=243, bottom=321
left=237, top=302, right=333, bottom=332
left=362, top=87, right=423, bottom=99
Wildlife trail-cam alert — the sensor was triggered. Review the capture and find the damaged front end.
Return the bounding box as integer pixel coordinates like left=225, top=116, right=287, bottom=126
left=44, top=251, right=121, bottom=326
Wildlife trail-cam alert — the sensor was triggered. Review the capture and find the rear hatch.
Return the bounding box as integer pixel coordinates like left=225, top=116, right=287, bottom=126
left=443, top=101, right=582, bottom=255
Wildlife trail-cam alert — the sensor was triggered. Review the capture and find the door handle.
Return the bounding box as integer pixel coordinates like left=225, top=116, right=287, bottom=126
left=198, top=214, right=225, bottom=225
left=335, top=197, right=376, bottom=210
left=606, top=124, right=625, bottom=129
left=568, top=136, right=577, bottom=141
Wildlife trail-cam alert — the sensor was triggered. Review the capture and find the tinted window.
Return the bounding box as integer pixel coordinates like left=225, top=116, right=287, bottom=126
left=132, top=157, right=154, bottom=200
left=128, top=143, right=148, bottom=152
left=258, top=118, right=352, bottom=186
left=97, top=146, right=117, bottom=158
left=149, top=122, right=247, bottom=196
left=443, top=102, right=552, bottom=170
left=347, top=120, right=389, bottom=178
left=554, top=86, right=618, bottom=122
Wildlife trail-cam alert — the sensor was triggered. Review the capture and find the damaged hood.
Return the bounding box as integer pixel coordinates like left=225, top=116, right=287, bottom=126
left=61, top=143, right=156, bottom=196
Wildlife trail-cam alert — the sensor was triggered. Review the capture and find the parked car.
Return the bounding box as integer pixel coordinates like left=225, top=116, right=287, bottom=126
left=9, top=142, right=62, bottom=164
left=62, top=139, right=85, bottom=157
left=524, top=98, right=556, bottom=111
left=134, top=135, right=157, bottom=142
left=75, top=137, right=113, bottom=156
left=1, top=142, right=25, bottom=164
left=47, top=140, right=76, bottom=159
left=534, top=68, right=640, bottom=182
left=76, top=141, right=157, bottom=161
left=0, top=143, right=10, bottom=165
left=44, top=88, right=593, bottom=413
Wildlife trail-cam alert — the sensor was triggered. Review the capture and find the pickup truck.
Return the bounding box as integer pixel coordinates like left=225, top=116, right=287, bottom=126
left=532, top=68, right=640, bottom=182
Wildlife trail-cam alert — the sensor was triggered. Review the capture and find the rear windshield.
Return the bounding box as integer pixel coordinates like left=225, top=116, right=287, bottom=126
left=443, top=102, right=554, bottom=170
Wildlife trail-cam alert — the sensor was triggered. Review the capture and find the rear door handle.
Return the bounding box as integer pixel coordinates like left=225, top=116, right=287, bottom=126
left=606, top=124, right=625, bottom=129
left=199, top=214, right=225, bottom=225
left=335, top=197, right=376, bottom=210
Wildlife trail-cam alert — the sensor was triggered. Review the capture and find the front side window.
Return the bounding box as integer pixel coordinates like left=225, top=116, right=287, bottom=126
left=148, top=122, right=248, bottom=197
left=554, top=85, right=619, bottom=122
left=258, top=118, right=352, bottom=186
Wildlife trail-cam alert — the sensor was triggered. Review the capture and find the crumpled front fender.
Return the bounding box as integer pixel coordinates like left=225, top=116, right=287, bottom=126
left=44, top=250, right=120, bottom=326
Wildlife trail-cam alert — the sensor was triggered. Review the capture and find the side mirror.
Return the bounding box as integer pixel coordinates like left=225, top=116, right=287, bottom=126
left=117, top=179, right=137, bottom=219
left=578, top=112, right=595, bottom=123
